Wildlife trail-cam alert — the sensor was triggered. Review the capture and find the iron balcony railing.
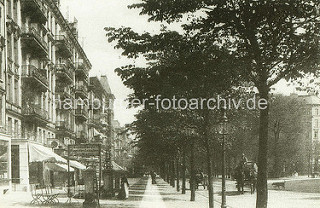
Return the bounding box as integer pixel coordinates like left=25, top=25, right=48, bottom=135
left=22, top=0, right=48, bottom=19
left=21, top=26, right=48, bottom=51
left=76, top=130, right=87, bottom=138
left=55, top=86, right=72, bottom=98
left=21, top=65, right=48, bottom=87
left=55, top=35, right=73, bottom=55
left=75, top=84, right=87, bottom=92
left=75, top=84, right=88, bottom=98
left=22, top=103, right=49, bottom=121
left=21, top=131, right=38, bottom=141
left=75, top=108, right=88, bottom=118
left=55, top=63, right=73, bottom=81
left=56, top=121, right=73, bottom=131
left=75, top=62, right=89, bottom=75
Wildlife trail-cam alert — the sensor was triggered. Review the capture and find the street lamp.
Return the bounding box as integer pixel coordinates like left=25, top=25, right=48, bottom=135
left=186, top=127, right=196, bottom=201
left=218, top=108, right=228, bottom=208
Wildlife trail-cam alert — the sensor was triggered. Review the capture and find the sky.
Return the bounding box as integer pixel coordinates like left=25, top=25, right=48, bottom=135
left=59, top=0, right=296, bottom=126
left=60, top=0, right=172, bottom=126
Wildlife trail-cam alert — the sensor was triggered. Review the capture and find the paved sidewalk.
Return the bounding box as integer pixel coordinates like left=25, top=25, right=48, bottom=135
left=0, top=178, right=146, bottom=208
left=155, top=177, right=320, bottom=208
left=139, top=177, right=166, bottom=208
left=1, top=177, right=319, bottom=208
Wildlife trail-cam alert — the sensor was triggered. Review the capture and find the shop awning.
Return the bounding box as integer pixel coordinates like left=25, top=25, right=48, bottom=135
left=70, top=160, right=86, bottom=170
left=112, top=161, right=126, bottom=172
left=93, top=128, right=101, bottom=136
left=28, top=143, right=67, bottom=163
left=46, top=163, right=74, bottom=172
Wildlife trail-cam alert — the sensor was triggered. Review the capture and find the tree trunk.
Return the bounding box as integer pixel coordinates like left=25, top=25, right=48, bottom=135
left=272, top=122, right=281, bottom=178
left=170, top=160, right=176, bottom=187
left=182, top=149, right=186, bottom=194
left=176, top=155, right=180, bottom=192
left=203, top=109, right=214, bottom=208
left=166, top=162, right=170, bottom=183
left=206, top=131, right=214, bottom=208
left=190, top=140, right=196, bottom=201
left=256, top=86, right=269, bottom=208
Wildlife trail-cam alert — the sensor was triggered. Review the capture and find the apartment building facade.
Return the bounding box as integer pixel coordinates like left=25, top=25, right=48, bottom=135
left=0, top=0, right=94, bottom=193
left=88, top=76, right=114, bottom=164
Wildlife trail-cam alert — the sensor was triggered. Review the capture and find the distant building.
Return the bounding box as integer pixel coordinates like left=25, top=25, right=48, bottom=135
left=112, top=120, right=137, bottom=173
left=299, top=94, right=320, bottom=175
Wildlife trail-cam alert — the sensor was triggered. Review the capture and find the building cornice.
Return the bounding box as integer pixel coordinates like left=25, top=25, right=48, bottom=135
left=47, top=0, right=92, bottom=69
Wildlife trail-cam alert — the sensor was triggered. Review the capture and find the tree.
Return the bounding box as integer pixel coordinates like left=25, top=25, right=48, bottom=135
left=268, top=94, right=307, bottom=177
left=126, top=1, right=320, bottom=207
left=106, top=26, right=242, bottom=206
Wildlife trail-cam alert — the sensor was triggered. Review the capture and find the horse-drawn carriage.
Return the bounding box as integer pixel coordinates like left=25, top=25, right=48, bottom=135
left=234, top=161, right=258, bottom=194
left=195, top=172, right=208, bottom=189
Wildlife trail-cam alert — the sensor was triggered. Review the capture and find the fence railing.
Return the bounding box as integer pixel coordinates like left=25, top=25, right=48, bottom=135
left=21, top=65, right=48, bottom=86
left=22, top=103, right=49, bottom=120
left=21, top=26, right=48, bottom=50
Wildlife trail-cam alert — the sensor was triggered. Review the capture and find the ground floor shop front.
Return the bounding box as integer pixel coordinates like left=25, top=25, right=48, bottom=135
left=10, top=140, right=86, bottom=192
left=0, top=134, right=11, bottom=195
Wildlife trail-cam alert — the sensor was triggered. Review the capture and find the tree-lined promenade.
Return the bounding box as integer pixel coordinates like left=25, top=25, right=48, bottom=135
left=105, top=1, right=320, bottom=208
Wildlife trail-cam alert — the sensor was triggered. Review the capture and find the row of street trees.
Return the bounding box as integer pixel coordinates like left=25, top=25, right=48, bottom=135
left=105, top=1, right=320, bottom=207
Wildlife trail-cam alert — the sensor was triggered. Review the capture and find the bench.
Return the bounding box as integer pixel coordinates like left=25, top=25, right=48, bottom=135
left=272, top=181, right=285, bottom=189
left=312, top=172, right=320, bottom=178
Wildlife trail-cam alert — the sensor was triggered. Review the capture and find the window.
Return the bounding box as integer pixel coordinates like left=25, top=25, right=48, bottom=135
left=11, top=145, right=20, bottom=183
left=0, top=141, right=9, bottom=181
left=38, top=128, right=41, bottom=143
left=42, top=130, right=45, bottom=144
left=7, top=75, right=12, bottom=102
left=14, top=38, right=18, bottom=63
left=0, top=51, right=3, bottom=80
left=47, top=132, right=50, bottom=145
left=7, top=34, right=12, bottom=60
left=7, top=117, right=12, bottom=134
left=14, top=79, right=18, bottom=104
left=13, top=0, right=17, bottom=22
left=14, top=119, right=18, bottom=137
left=314, top=130, right=318, bottom=139
left=6, top=0, right=11, bottom=18
left=0, top=96, right=2, bottom=126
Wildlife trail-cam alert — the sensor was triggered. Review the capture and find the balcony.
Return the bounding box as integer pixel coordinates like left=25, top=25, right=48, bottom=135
left=21, top=65, right=48, bottom=92
left=6, top=102, right=21, bottom=115
left=76, top=130, right=88, bottom=143
left=21, top=131, right=38, bottom=142
left=55, top=86, right=72, bottom=100
left=75, top=108, right=88, bottom=121
left=0, top=35, right=5, bottom=49
left=22, top=103, right=49, bottom=126
left=74, top=84, right=88, bottom=99
left=55, top=35, right=73, bottom=58
left=21, top=26, right=48, bottom=57
left=75, top=62, right=88, bottom=79
left=55, top=64, right=73, bottom=84
left=6, top=16, right=20, bottom=34
left=21, top=0, right=48, bottom=24
left=56, top=121, right=74, bottom=137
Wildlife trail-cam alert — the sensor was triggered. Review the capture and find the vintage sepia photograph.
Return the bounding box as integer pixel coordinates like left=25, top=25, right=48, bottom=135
left=0, top=0, right=320, bottom=208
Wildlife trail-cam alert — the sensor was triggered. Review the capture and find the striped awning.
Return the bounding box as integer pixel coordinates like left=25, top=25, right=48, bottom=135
left=29, top=143, right=67, bottom=163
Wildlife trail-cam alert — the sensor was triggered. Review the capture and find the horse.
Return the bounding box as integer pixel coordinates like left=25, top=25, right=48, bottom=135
left=234, top=161, right=257, bottom=194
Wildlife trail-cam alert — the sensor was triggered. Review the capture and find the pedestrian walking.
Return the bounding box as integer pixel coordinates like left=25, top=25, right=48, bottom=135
left=117, top=176, right=129, bottom=200
left=151, top=171, right=156, bottom=184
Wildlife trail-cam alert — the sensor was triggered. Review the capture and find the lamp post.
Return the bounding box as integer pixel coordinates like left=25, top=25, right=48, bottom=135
left=218, top=109, right=228, bottom=208
left=186, top=127, right=196, bottom=201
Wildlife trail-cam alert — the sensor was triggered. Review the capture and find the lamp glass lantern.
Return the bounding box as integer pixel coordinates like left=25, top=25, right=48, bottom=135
left=218, top=114, right=229, bottom=135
